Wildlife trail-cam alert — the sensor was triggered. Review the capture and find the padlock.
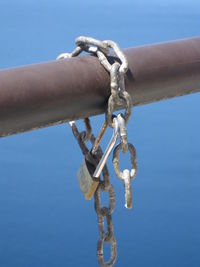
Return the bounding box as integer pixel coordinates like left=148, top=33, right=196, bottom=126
left=78, top=158, right=98, bottom=200
left=78, top=117, right=120, bottom=200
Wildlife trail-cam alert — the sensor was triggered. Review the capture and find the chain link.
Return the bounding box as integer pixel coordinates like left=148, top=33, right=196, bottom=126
left=113, top=143, right=138, bottom=179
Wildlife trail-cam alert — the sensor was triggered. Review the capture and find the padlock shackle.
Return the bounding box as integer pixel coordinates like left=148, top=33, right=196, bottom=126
left=93, top=118, right=119, bottom=178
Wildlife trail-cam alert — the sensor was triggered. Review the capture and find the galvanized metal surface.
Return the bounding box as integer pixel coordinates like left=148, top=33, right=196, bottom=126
left=0, top=37, right=199, bottom=137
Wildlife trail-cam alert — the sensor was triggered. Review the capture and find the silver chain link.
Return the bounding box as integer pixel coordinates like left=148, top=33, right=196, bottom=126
left=57, top=36, right=137, bottom=266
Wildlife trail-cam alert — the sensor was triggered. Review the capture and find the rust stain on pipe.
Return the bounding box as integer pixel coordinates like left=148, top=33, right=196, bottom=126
left=0, top=37, right=200, bottom=137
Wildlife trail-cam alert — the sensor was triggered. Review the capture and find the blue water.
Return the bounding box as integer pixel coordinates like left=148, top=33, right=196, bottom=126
left=0, top=0, right=199, bottom=266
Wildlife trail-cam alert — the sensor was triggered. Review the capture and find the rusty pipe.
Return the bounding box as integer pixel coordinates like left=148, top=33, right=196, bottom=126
left=0, top=37, right=199, bottom=137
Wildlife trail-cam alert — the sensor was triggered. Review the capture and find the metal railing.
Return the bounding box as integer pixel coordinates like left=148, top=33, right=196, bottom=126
left=0, top=37, right=199, bottom=137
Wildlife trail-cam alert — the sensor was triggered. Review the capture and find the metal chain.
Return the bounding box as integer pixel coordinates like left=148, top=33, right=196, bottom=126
left=69, top=118, right=117, bottom=267
left=57, top=36, right=137, bottom=265
left=57, top=37, right=120, bottom=266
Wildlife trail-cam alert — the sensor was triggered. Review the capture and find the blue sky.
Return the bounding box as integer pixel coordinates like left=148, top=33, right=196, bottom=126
left=0, top=1, right=199, bottom=266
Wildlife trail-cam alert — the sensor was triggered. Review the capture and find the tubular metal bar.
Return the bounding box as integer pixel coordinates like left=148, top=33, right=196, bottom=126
left=0, top=37, right=200, bottom=137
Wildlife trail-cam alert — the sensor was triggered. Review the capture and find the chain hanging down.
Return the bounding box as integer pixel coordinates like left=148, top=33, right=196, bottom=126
left=69, top=119, right=117, bottom=267
left=57, top=36, right=138, bottom=267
